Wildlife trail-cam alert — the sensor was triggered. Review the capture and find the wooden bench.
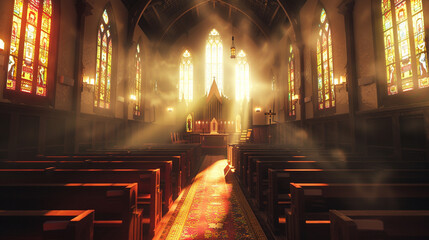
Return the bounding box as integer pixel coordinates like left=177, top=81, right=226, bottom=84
left=0, top=210, right=94, bottom=240
left=267, top=168, right=429, bottom=231
left=0, top=160, right=174, bottom=212
left=41, top=154, right=188, bottom=193
left=330, top=210, right=429, bottom=240
left=289, top=183, right=429, bottom=240
left=38, top=155, right=184, bottom=198
left=253, top=159, right=429, bottom=209
left=0, top=183, right=139, bottom=240
left=0, top=168, right=160, bottom=238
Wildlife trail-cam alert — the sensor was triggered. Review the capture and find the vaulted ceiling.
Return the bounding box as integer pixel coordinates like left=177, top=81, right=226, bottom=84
left=121, top=0, right=306, bottom=45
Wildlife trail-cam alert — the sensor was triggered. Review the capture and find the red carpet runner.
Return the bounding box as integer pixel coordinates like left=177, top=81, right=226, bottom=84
left=157, top=155, right=267, bottom=240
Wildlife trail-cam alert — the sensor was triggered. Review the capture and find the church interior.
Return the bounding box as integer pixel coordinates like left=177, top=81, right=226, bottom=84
left=0, top=0, right=429, bottom=239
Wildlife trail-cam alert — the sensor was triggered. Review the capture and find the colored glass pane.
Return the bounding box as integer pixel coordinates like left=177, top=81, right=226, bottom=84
left=317, top=9, right=334, bottom=110
left=135, top=43, right=142, bottom=115
left=103, top=10, right=109, bottom=24
left=41, top=14, right=51, bottom=32
left=320, top=9, right=326, bottom=23
left=29, top=0, right=40, bottom=6
left=27, top=4, right=38, bottom=26
left=396, top=1, right=407, bottom=22
left=288, top=44, right=296, bottom=116
left=382, top=0, right=391, bottom=13
left=383, top=10, right=393, bottom=31
left=411, top=0, right=422, bottom=14
left=10, top=16, right=21, bottom=57
left=14, top=0, right=24, bottom=17
left=43, top=0, right=52, bottom=16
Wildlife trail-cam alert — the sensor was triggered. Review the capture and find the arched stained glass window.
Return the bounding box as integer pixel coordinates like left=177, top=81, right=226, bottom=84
left=235, top=50, right=250, bottom=102
left=7, top=0, right=53, bottom=97
left=316, top=9, right=335, bottom=110
left=205, top=29, right=223, bottom=95
left=134, top=43, right=142, bottom=117
left=95, top=9, right=112, bottom=109
left=382, top=0, right=428, bottom=95
left=179, top=50, right=193, bottom=102
left=288, top=44, right=296, bottom=116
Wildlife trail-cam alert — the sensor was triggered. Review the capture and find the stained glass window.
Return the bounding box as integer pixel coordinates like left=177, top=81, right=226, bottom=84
left=316, top=8, right=335, bottom=110
left=95, top=9, right=112, bottom=109
left=7, top=0, right=52, bottom=96
left=134, top=43, right=142, bottom=117
left=179, top=50, right=193, bottom=102
left=235, top=50, right=250, bottom=102
left=382, top=0, right=428, bottom=95
left=288, top=44, right=296, bottom=116
left=205, top=29, right=223, bottom=95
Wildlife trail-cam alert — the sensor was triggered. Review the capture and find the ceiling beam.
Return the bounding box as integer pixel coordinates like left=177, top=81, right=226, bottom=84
left=228, top=5, right=231, bottom=19
left=158, top=0, right=269, bottom=43
left=152, top=5, right=162, bottom=24
left=269, top=4, right=279, bottom=26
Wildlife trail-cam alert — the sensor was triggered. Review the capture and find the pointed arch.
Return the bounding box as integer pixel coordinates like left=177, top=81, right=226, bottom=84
left=179, top=49, right=193, bottom=102
left=235, top=50, right=250, bottom=102
left=315, top=8, right=335, bottom=111
left=133, top=40, right=143, bottom=118
left=205, top=29, right=223, bottom=96
left=94, top=3, right=117, bottom=110
left=5, top=0, right=59, bottom=105
left=287, top=41, right=297, bottom=117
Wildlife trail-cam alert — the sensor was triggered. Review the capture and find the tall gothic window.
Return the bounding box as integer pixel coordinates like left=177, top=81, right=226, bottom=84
left=288, top=44, right=296, bottom=116
left=382, top=0, right=428, bottom=95
left=235, top=50, right=250, bottom=102
left=205, top=29, right=223, bottom=95
left=95, top=9, right=113, bottom=109
left=134, top=43, right=142, bottom=118
left=6, top=0, right=53, bottom=98
left=179, top=50, right=193, bottom=102
left=316, top=8, right=335, bottom=110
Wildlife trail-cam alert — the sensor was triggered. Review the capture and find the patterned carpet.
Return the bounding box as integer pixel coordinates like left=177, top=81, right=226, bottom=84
left=157, top=155, right=267, bottom=240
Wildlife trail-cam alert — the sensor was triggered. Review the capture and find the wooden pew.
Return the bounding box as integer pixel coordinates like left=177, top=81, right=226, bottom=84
left=0, top=160, right=174, bottom=212
left=267, top=168, right=429, bottom=231
left=41, top=153, right=189, bottom=192
left=330, top=210, right=429, bottom=240
left=0, top=183, right=139, bottom=240
left=0, top=169, right=160, bottom=238
left=253, top=159, right=429, bottom=209
left=0, top=210, right=94, bottom=240
left=38, top=155, right=183, bottom=198
left=289, top=183, right=429, bottom=240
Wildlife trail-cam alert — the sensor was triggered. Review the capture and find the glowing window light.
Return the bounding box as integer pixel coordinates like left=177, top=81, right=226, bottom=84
left=235, top=50, right=250, bottom=102
left=288, top=44, right=297, bottom=116
left=381, top=0, right=429, bottom=94
left=94, top=9, right=112, bottom=109
left=316, top=8, right=335, bottom=110
left=7, top=0, right=52, bottom=96
left=0, top=39, right=4, bottom=51
left=205, top=29, right=223, bottom=95
left=134, top=43, right=142, bottom=117
left=179, top=50, right=193, bottom=102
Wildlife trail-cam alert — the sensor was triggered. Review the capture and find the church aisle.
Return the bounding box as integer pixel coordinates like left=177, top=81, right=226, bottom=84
left=155, top=155, right=267, bottom=240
